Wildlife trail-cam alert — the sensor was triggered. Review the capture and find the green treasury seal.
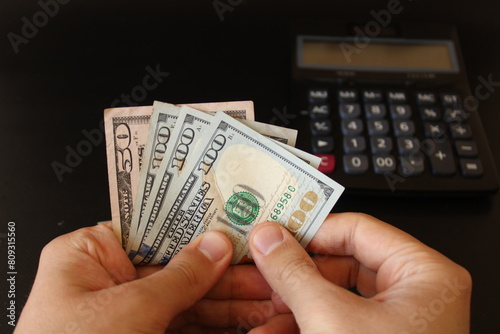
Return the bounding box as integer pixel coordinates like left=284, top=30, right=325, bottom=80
left=225, top=191, right=260, bottom=225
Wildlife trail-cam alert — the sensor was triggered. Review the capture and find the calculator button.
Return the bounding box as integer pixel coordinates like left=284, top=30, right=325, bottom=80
left=339, top=103, right=361, bottom=118
left=370, top=136, right=393, bottom=154
left=308, top=89, right=329, bottom=103
left=390, top=104, right=412, bottom=119
left=309, top=104, right=330, bottom=119
left=367, top=119, right=390, bottom=135
left=343, top=155, right=369, bottom=174
left=373, top=155, right=396, bottom=174
left=341, top=119, right=364, bottom=135
left=419, top=106, right=442, bottom=121
left=416, top=92, right=437, bottom=105
left=363, top=89, right=383, bottom=102
left=387, top=91, right=407, bottom=103
left=450, top=123, right=472, bottom=139
left=455, top=141, right=478, bottom=157
left=428, top=142, right=456, bottom=176
left=338, top=89, right=358, bottom=102
left=460, top=159, right=483, bottom=177
left=311, top=137, right=334, bottom=154
left=444, top=108, right=467, bottom=123
left=343, top=136, right=366, bottom=153
left=393, top=120, right=415, bottom=136
left=397, top=137, right=420, bottom=154
left=399, top=153, right=425, bottom=176
left=310, top=120, right=332, bottom=136
left=441, top=93, right=462, bottom=106
left=424, top=123, right=447, bottom=139
left=316, top=154, right=336, bottom=174
left=365, top=104, right=387, bottom=119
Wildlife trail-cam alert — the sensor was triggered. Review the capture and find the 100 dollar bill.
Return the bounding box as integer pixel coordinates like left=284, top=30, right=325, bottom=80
left=135, top=112, right=344, bottom=265
left=126, top=102, right=180, bottom=253
left=129, top=107, right=215, bottom=260
left=106, top=101, right=255, bottom=247
left=185, top=101, right=254, bottom=120
left=129, top=107, right=300, bottom=261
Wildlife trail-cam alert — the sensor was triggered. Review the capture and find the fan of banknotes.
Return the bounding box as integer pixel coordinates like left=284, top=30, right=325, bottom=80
left=104, top=100, right=344, bottom=265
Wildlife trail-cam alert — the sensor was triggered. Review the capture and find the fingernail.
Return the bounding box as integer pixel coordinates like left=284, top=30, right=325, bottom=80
left=198, top=232, right=229, bottom=262
left=253, top=224, right=284, bottom=256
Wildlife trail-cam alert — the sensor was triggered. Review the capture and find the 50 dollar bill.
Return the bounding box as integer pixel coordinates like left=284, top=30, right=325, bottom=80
left=104, top=106, right=153, bottom=247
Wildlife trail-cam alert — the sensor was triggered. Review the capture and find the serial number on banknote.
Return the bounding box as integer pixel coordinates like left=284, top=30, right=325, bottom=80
left=269, top=185, right=296, bottom=221
left=271, top=188, right=320, bottom=235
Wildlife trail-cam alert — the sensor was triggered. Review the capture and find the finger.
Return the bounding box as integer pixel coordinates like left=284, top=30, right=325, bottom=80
left=312, top=255, right=379, bottom=297
left=136, top=265, right=165, bottom=279
left=306, top=212, right=419, bottom=264
left=271, top=291, right=291, bottom=314
left=311, top=255, right=358, bottom=288
left=167, top=326, right=240, bottom=334
left=39, top=222, right=137, bottom=289
left=248, top=222, right=356, bottom=329
left=169, top=299, right=279, bottom=329
left=249, top=314, right=298, bottom=334
left=307, top=212, right=456, bottom=290
left=15, top=223, right=140, bottom=333
left=205, top=264, right=272, bottom=300
left=117, top=231, right=233, bottom=330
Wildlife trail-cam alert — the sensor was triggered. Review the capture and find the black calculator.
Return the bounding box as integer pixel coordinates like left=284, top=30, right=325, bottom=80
left=290, top=21, right=499, bottom=195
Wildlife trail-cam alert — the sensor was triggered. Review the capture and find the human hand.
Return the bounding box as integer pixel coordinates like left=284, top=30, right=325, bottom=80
left=164, top=264, right=298, bottom=333
left=248, top=213, right=472, bottom=334
left=15, top=222, right=235, bottom=334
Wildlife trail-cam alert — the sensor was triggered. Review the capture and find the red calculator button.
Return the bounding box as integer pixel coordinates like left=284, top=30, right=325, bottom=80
left=316, top=154, right=335, bottom=174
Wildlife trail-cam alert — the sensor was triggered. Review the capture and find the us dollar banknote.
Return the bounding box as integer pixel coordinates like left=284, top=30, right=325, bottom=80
left=185, top=101, right=254, bottom=120
left=105, top=106, right=153, bottom=247
left=126, top=102, right=180, bottom=253
left=126, top=105, right=297, bottom=263
left=272, top=139, right=321, bottom=169
left=130, top=108, right=301, bottom=263
left=129, top=106, right=216, bottom=260
left=237, top=119, right=297, bottom=146
left=106, top=101, right=255, bottom=248
left=135, top=112, right=344, bottom=265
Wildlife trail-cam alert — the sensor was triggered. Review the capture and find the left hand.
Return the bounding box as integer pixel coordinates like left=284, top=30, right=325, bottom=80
left=15, top=222, right=238, bottom=333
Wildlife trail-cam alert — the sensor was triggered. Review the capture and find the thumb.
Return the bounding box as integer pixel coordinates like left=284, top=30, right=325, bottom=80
left=249, top=222, right=350, bottom=330
left=119, top=231, right=233, bottom=330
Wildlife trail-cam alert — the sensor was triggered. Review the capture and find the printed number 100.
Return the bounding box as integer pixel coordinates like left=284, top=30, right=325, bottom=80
left=287, top=190, right=319, bottom=234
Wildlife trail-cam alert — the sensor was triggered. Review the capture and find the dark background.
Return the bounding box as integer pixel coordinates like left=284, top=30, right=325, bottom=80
left=1, top=0, right=499, bottom=333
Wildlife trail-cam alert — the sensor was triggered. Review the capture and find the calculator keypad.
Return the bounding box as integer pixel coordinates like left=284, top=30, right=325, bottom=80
left=307, top=87, right=484, bottom=179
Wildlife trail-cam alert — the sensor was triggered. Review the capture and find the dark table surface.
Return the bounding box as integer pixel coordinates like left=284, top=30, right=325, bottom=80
left=1, top=1, right=499, bottom=333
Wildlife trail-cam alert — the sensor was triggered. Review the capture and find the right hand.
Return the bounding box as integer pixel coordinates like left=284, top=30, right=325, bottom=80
left=248, top=212, right=472, bottom=334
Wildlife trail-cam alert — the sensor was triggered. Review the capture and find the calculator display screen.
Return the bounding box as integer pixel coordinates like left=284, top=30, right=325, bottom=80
left=298, top=36, right=459, bottom=73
